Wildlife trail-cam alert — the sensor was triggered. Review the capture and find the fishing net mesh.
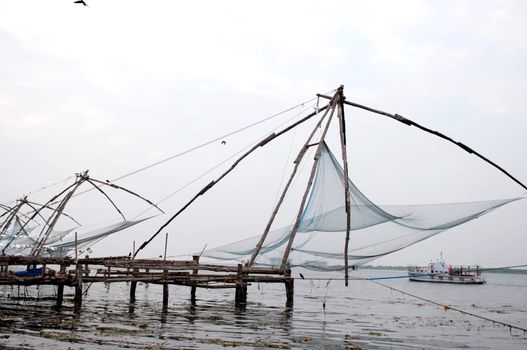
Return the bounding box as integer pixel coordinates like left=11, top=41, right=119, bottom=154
left=201, top=144, right=521, bottom=270
left=2, top=218, right=149, bottom=257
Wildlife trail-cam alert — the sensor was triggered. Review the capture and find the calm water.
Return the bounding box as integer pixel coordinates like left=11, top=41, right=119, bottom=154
left=0, top=269, right=526, bottom=349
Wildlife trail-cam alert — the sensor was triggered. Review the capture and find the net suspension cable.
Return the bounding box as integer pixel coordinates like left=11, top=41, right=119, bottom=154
left=317, top=93, right=527, bottom=192
left=133, top=101, right=333, bottom=258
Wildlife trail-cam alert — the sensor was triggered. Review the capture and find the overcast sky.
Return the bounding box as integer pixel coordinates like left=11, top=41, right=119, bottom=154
left=1, top=0, right=526, bottom=268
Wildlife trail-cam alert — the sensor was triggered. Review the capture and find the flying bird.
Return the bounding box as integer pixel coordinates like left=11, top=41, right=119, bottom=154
left=74, top=0, right=88, bottom=6
left=221, top=140, right=226, bottom=145
left=299, top=273, right=305, bottom=280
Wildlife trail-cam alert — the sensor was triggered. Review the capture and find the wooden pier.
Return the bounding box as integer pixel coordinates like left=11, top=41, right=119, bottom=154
left=0, top=255, right=294, bottom=309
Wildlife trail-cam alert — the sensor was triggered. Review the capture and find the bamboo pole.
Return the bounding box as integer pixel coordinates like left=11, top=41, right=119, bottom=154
left=248, top=103, right=335, bottom=266
left=30, top=171, right=88, bottom=256
left=86, top=179, right=126, bottom=221
left=4, top=177, right=83, bottom=254
left=0, top=198, right=27, bottom=255
left=88, top=178, right=164, bottom=214
left=280, top=89, right=341, bottom=269
left=134, top=104, right=330, bottom=258
left=336, top=88, right=352, bottom=286
left=0, top=200, right=22, bottom=238
left=316, top=93, right=527, bottom=192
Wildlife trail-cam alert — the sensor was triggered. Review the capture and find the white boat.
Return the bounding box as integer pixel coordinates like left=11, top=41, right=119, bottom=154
left=407, top=254, right=486, bottom=284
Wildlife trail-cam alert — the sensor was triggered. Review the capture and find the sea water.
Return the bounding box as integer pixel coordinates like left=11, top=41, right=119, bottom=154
left=0, top=268, right=526, bottom=349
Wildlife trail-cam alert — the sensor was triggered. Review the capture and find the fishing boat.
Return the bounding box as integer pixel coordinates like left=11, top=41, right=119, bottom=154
left=407, top=254, right=486, bottom=284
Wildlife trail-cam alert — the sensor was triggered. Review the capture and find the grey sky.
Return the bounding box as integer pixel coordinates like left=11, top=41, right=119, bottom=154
left=1, top=1, right=526, bottom=267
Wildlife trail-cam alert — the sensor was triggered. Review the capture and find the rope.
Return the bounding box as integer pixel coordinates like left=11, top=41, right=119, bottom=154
left=369, top=279, right=527, bottom=333
left=317, top=93, right=527, bottom=192
left=2, top=94, right=322, bottom=208
left=478, top=264, right=527, bottom=271
left=71, top=102, right=318, bottom=254
left=131, top=101, right=316, bottom=221
left=297, top=275, right=527, bottom=333
left=2, top=176, right=75, bottom=207
left=110, top=96, right=320, bottom=183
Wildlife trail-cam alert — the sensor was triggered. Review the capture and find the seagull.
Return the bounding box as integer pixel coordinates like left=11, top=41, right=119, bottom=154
left=74, top=0, right=88, bottom=6
left=221, top=140, right=226, bottom=145
left=299, top=273, right=305, bottom=280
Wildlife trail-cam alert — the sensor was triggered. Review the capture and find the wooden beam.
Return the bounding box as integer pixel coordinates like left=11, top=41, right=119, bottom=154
left=280, top=89, right=341, bottom=268
left=249, top=100, right=336, bottom=266
left=317, top=93, right=527, bottom=192
left=134, top=104, right=331, bottom=257
left=336, top=87, right=352, bottom=286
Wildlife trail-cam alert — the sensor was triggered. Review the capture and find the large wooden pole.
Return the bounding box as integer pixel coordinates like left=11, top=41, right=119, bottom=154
left=162, top=232, right=169, bottom=307
left=134, top=104, right=330, bottom=258
left=280, top=88, right=342, bottom=269
left=190, top=255, right=200, bottom=302
left=336, top=88, right=352, bottom=286
left=0, top=200, right=23, bottom=239
left=74, top=262, right=83, bottom=311
left=1, top=198, right=28, bottom=255
left=3, top=177, right=83, bottom=254
left=31, top=171, right=88, bottom=256
left=317, top=93, right=527, bottom=192
left=248, top=103, right=335, bottom=266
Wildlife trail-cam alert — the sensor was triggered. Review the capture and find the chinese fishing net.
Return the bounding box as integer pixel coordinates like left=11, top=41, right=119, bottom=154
left=201, top=143, right=522, bottom=270
left=1, top=217, right=150, bottom=257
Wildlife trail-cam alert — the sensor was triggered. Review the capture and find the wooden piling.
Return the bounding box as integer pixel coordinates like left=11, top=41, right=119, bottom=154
left=235, top=263, right=247, bottom=304
left=130, top=267, right=138, bottom=302
left=284, top=264, right=294, bottom=307
left=162, top=283, right=169, bottom=307
left=0, top=255, right=292, bottom=312
left=56, top=284, right=64, bottom=308
left=190, top=255, right=199, bottom=301
left=56, top=263, right=67, bottom=308
left=74, top=263, right=83, bottom=310
left=162, top=233, right=169, bottom=307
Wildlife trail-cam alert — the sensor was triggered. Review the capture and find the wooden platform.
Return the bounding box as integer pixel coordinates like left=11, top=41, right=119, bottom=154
left=0, top=255, right=294, bottom=309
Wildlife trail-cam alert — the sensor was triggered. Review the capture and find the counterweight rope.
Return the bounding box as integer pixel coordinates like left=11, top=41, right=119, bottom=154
left=298, top=275, right=527, bottom=333
left=317, top=93, right=527, bottom=192
left=110, top=96, right=319, bottom=183
left=2, top=94, right=322, bottom=208
left=369, top=279, right=527, bottom=333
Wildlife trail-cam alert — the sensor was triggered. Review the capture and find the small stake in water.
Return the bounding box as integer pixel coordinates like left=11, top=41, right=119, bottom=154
left=75, top=231, right=78, bottom=262
left=163, top=233, right=168, bottom=261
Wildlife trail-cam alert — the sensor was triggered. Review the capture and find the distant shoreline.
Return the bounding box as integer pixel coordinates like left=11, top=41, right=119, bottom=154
left=362, top=265, right=527, bottom=275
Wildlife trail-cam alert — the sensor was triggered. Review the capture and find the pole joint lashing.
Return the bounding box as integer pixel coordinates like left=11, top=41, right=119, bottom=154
left=456, top=142, right=474, bottom=154
left=393, top=113, right=413, bottom=126
left=258, top=133, right=277, bottom=147
left=198, top=181, right=215, bottom=196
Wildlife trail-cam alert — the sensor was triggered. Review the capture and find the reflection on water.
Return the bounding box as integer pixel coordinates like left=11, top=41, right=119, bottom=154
left=1, top=270, right=526, bottom=349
